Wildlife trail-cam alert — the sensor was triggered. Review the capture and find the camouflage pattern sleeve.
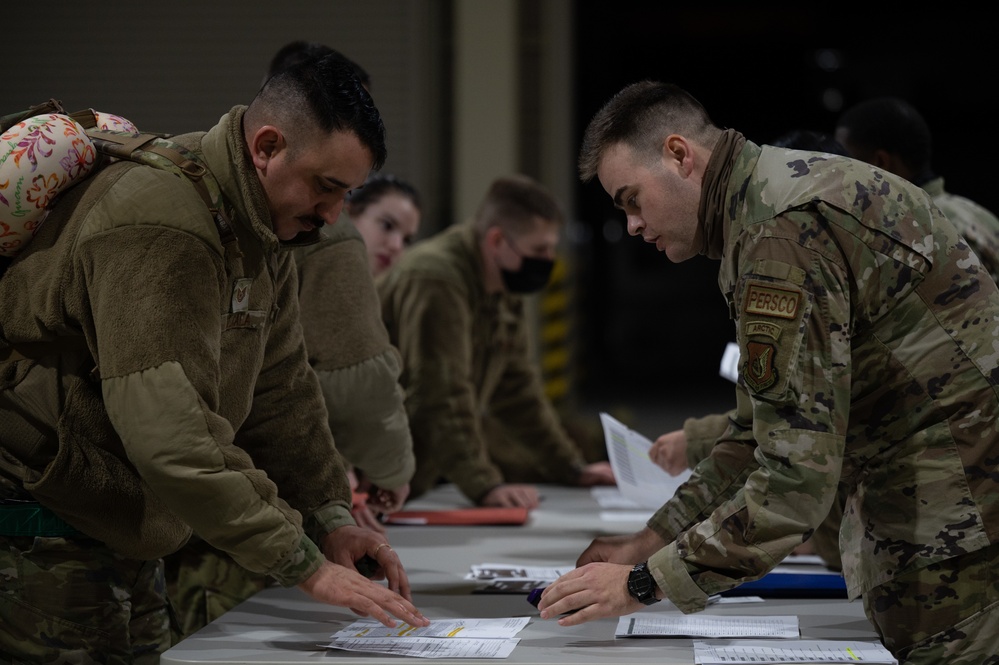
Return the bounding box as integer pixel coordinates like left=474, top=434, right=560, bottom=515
left=682, top=411, right=734, bottom=467
left=649, top=220, right=851, bottom=612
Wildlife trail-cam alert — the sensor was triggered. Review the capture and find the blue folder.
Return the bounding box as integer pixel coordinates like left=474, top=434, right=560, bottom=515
left=720, top=570, right=847, bottom=599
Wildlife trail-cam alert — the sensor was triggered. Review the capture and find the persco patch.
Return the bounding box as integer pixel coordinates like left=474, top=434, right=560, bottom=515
left=737, top=273, right=809, bottom=396
left=744, top=283, right=800, bottom=319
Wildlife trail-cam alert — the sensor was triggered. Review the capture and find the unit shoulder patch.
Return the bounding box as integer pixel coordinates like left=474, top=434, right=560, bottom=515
left=744, top=340, right=778, bottom=391
left=737, top=275, right=810, bottom=396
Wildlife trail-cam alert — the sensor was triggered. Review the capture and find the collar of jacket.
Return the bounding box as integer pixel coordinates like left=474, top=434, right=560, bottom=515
left=200, top=105, right=304, bottom=253
left=455, top=221, right=518, bottom=310
left=921, top=175, right=946, bottom=198
left=698, top=128, right=746, bottom=260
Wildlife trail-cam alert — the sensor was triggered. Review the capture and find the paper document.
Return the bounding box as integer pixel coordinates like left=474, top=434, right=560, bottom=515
left=600, top=412, right=692, bottom=509
left=591, top=486, right=644, bottom=509
left=327, top=636, right=520, bottom=659
left=719, top=341, right=740, bottom=383
left=465, top=563, right=572, bottom=581
left=325, top=618, right=529, bottom=659
left=692, top=639, right=897, bottom=664
left=333, top=617, right=529, bottom=639
left=616, top=615, right=798, bottom=639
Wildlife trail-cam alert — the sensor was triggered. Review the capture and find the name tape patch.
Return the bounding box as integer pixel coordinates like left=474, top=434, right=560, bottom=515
left=744, top=284, right=800, bottom=320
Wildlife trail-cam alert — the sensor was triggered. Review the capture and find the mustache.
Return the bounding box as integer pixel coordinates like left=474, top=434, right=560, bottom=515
left=299, top=215, right=324, bottom=230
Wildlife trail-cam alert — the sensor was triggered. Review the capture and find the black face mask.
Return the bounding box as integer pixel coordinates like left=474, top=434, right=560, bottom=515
left=500, top=255, right=555, bottom=294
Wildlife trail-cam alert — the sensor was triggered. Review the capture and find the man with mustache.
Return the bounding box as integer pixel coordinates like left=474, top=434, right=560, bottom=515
left=0, top=54, right=426, bottom=661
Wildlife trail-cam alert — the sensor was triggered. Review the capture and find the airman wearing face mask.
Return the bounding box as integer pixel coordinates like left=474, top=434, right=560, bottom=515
left=378, top=175, right=616, bottom=509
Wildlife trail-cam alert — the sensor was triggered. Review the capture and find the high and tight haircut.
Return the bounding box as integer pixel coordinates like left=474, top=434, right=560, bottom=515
left=474, top=174, right=563, bottom=236
left=265, top=40, right=371, bottom=89
left=247, top=52, right=387, bottom=169
left=578, top=81, right=719, bottom=182
left=347, top=173, right=421, bottom=216
left=837, top=97, right=932, bottom=174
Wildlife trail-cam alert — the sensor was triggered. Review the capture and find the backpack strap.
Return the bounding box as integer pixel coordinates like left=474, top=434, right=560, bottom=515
left=85, top=128, right=242, bottom=255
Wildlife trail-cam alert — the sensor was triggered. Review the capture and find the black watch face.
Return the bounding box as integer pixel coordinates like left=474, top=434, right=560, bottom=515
left=628, top=564, right=658, bottom=604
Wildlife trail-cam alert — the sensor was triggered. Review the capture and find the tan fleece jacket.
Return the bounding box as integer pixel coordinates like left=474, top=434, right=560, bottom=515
left=293, top=221, right=414, bottom=490
left=378, top=222, right=584, bottom=503
left=0, top=106, right=352, bottom=586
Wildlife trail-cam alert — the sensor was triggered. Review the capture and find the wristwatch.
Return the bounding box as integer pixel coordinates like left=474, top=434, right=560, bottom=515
left=626, top=561, right=661, bottom=605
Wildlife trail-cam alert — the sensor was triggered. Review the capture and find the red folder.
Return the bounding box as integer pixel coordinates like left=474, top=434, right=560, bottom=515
left=383, top=507, right=529, bottom=526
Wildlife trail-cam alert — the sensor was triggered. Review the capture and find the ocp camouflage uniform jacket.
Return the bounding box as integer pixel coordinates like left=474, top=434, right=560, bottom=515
left=0, top=106, right=352, bottom=587
left=378, top=222, right=584, bottom=503
left=922, top=176, right=999, bottom=286
left=293, top=221, right=415, bottom=491
left=646, top=134, right=999, bottom=612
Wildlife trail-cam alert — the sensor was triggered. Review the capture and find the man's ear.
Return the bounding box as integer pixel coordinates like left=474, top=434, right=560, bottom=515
left=249, top=125, right=285, bottom=171
left=870, top=148, right=898, bottom=171
left=663, top=134, right=694, bottom=176
left=483, top=226, right=506, bottom=256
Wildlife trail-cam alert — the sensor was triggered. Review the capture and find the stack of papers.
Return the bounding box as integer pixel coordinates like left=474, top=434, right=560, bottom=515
left=616, top=615, right=798, bottom=638
left=465, top=563, right=572, bottom=594
left=384, top=507, right=529, bottom=526
left=692, top=639, right=897, bottom=664
left=600, top=413, right=692, bottom=511
left=324, top=618, right=530, bottom=659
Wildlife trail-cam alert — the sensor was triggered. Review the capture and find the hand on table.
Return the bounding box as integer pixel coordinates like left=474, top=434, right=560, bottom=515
left=480, top=484, right=540, bottom=509
left=297, top=559, right=428, bottom=628
left=351, top=504, right=387, bottom=534
left=576, top=526, right=665, bottom=566
left=322, top=525, right=412, bottom=600
left=537, top=562, right=652, bottom=626
left=369, top=483, right=410, bottom=513
left=576, top=461, right=616, bottom=486
left=648, top=429, right=690, bottom=476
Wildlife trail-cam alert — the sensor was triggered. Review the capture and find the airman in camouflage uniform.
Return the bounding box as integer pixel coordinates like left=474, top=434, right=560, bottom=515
left=537, top=81, right=999, bottom=665
left=836, top=96, right=999, bottom=285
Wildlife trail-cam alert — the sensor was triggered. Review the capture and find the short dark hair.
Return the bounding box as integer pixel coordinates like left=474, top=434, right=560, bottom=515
left=347, top=173, right=421, bottom=217
left=770, top=129, right=848, bottom=156
left=578, top=81, right=721, bottom=182
left=246, top=52, right=387, bottom=170
left=474, top=175, right=562, bottom=236
left=265, top=40, right=371, bottom=88
left=836, top=97, right=932, bottom=177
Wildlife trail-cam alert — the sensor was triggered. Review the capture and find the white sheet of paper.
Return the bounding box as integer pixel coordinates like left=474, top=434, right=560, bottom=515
left=326, top=636, right=520, bottom=659
left=599, top=509, right=655, bottom=522
left=333, top=617, right=530, bottom=639
left=692, top=639, right=897, bottom=664
left=465, top=564, right=572, bottom=581
left=590, top=486, right=644, bottom=509
left=719, top=341, right=740, bottom=383
left=616, top=615, right=798, bottom=639
left=779, top=554, right=828, bottom=567
left=600, top=412, right=692, bottom=509
left=708, top=595, right=764, bottom=604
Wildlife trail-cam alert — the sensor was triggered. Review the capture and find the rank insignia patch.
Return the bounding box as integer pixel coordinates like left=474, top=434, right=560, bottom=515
left=231, top=278, right=252, bottom=313
left=744, top=341, right=778, bottom=392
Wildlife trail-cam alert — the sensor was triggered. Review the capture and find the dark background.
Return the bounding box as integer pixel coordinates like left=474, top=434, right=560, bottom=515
left=569, top=4, right=999, bottom=409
